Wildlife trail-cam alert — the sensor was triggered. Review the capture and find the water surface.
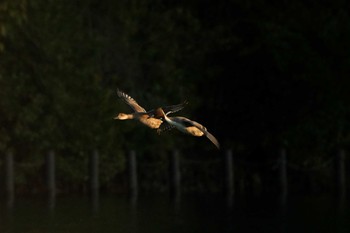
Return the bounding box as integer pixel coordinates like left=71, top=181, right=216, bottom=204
left=0, top=194, right=349, bottom=233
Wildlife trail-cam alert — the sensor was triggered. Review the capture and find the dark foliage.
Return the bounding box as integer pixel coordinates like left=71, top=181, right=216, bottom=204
left=1, top=0, right=349, bottom=194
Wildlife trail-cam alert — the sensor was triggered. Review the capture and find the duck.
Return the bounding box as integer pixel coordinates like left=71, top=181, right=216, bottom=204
left=114, top=89, right=187, bottom=129
left=155, top=108, right=220, bottom=149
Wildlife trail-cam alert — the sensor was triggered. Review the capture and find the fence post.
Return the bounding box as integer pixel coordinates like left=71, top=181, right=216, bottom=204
left=336, top=148, right=346, bottom=197
left=279, top=148, right=288, bottom=203
left=128, top=150, right=138, bottom=203
left=169, top=150, right=181, bottom=201
left=224, top=149, right=234, bottom=207
left=5, top=151, right=14, bottom=207
left=46, top=150, right=56, bottom=208
left=90, top=150, right=99, bottom=211
left=90, top=150, right=99, bottom=194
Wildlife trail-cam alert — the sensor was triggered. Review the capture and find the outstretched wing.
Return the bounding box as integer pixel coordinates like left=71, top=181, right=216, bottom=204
left=146, top=101, right=188, bottom=119
left=204, top=131, right=220, bottom=149
left=172, top=117, right=207, bottom=131
left=117, top=89, right=146, bottom=113
left=162, top=100, right=188, bottom=116
left=172, top=117, right=220, bottom=149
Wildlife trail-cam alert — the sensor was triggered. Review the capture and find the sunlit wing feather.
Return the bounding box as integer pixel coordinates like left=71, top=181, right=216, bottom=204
left=117, top=89, right=146, bottom=113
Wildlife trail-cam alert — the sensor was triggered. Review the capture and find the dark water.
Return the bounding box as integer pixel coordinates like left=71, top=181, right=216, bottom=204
left=0, top=194, right=349, bottom=233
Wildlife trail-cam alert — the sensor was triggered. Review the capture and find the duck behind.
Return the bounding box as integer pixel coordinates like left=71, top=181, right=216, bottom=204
left=156, top=108, right=220, bottom=149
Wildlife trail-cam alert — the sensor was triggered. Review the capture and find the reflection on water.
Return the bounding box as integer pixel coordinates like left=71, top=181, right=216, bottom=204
left=0, top=194, right=349, bottom=233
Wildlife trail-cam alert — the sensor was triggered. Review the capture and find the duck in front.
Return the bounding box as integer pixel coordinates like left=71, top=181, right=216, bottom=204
left=114, top=89, right=187, bottom=129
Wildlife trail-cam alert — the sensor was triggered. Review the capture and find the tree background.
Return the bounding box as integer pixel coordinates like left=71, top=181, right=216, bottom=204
left=1, top=0, right=350, bottom=195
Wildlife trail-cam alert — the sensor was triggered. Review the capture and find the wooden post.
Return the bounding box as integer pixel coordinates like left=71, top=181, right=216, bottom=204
left=46, top=150, right=56, bottom=208
left=279, top=148, right=288, bottom=203
left=169, top=150, right=181, bottom=201
left=90, top=150, right=99, bottom=211
left=128, top=150, right=138, bottom=202
left=336, top=148, right=346, bottom=197
left=224, top=149, right=234, bottom=207
left=90, top=150, right=99, bottom=194
left=5, top=151, right=14, bottom=207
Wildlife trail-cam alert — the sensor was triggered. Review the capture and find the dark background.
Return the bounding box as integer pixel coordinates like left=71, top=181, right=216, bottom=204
left=0, top=0, right=349, bottom=196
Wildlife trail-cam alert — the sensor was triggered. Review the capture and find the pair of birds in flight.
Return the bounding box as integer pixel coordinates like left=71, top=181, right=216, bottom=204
left=114, top=89, right=220, bottom=149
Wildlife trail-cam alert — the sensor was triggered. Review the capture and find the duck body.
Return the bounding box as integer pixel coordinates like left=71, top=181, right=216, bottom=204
left=164, top=116, right=204, bottom=136
left=114, top=112, right=163, bottom=129
left=157, top=108, right=220, bottom=149
left=138, top=115, right=163, bottom=129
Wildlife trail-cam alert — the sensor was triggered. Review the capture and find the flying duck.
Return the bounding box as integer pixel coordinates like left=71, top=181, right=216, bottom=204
left=156, top=108, right=220, bottom=149
left=114, top=89, right=187, bottom=129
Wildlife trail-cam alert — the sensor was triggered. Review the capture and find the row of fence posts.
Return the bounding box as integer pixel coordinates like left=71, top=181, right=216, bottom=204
left=2, top=148, right=347, bottom=208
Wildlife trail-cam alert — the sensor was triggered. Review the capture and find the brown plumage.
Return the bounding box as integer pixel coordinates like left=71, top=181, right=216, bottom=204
left=156, top=108, right=220, bottom=149
left=114, top=89, right=187, bottom=129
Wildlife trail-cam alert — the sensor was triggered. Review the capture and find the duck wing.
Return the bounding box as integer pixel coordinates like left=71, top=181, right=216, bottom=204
left=173, top=117, right=220, bottom=149
left=203, top=131, right=220, bottom=149
left=147, top=101, right=188, bottom=119
left=162, top=100, right=188, bottom=116
left=172, top=117, right=206, bottom=130
left=117, top=89, right=146, bottom=113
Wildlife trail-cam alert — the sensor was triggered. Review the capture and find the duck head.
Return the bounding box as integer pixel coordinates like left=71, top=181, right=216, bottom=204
left=114, top=113, right=133, bottom=120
